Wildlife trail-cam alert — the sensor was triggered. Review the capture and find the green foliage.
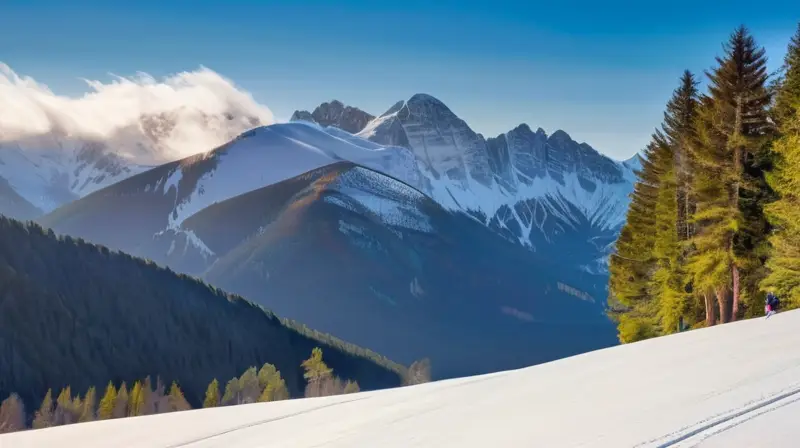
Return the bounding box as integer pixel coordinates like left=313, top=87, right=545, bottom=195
left=97, top=382, right=116, bottom=420
left=168, top=382, right=192, bottom=412
left=128, top=381, right=144, bottom=417
left=343, top=380, right=361, bottom=394
left=80, top=386, right=97, bottom=422
left=257, top=363, right=289, bottom=402
left=0, top=216, right=403, bottom=413
left=202, top=379, right=220, bottom=408
left=31, top=388, right=54, bottom=429
left=610, top=25, right=776, bottom=337
left=773, top=24, right=800, bottom=128
left=221, top=378, right=241, bottom=406
left=301, top=347, right=333, bottom=383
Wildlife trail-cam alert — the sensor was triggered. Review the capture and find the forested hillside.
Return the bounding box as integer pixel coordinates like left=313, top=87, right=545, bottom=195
left=0, top=216, right=404, bottom=414
left=609, top=24, right=800, bottom=342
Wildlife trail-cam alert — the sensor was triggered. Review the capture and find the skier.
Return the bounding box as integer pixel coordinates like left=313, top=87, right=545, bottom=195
left=765, top=291, right=780, bottom=319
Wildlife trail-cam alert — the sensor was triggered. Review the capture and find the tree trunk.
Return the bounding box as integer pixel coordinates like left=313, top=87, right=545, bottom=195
left=705, top=293, right=716, bottom=326
left=716, top=288, right=730, bottom=324
left=731, top=264, right=740, bottom=321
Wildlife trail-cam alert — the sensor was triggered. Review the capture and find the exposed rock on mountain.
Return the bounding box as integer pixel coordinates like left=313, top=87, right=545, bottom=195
left=291, top=100, right=375, bottom=134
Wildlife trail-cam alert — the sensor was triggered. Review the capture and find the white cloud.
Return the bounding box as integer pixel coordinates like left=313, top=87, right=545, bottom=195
left=0, top=63, right=274, bottom=164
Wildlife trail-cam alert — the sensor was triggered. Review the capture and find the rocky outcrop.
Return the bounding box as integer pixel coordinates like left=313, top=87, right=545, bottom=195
left=291, top=100, right=375, bottom=134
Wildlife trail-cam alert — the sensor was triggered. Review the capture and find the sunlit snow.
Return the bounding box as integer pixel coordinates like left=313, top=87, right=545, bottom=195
left=6, top=310, right=800, bottom=447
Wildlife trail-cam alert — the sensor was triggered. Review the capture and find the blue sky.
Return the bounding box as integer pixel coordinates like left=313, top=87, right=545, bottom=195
left=1, top=0, right=798, bottom=160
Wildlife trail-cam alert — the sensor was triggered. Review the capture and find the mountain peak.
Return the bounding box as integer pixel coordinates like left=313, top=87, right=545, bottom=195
left=290, top=100, right=375, bottom=134
left=549, top=129, right=573, bottom=142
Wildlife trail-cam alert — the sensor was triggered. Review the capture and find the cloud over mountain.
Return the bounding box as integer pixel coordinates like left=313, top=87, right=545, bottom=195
left=0, top=63, right=274, bottom=164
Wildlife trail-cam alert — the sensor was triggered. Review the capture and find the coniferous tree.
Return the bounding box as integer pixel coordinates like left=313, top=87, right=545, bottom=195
left=609, top=140, right=669, bottom=341
left=762, top=24, right=800, bottom=305
left=203, top=379, right=221, bottom=408
left=302, top=347, right=334, bottom=397
left=31, top=389, right=54, bottom=429
left=689, top=25, right=772, bottom=322
left=79, top=386, right=97, bottom=422
left=238, top=367, right=261, bottom=404
left=343, top=380, right=361, bottom=394
left=221, top=378, right=241, bottom=406
left=403, top=359, right=432, bottom=385
left=128, top=381, right=144, bottom=417
left=54, top=386, right=74, bottom=425
left=773, top=23, right=800, bottom=127
left=113, top=382, right=129, bottom=419
left=97, top=382, right=117, bottom=420
left=0, top=394, right=25, bottom=434
left=167, top=382, right=191, bottom=412
left=257, top=363, right=280, bottom=390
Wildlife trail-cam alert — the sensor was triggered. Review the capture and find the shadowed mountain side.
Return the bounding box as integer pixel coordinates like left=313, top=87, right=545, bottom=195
left=183, top=162, right=617, bottom=378
left=0, top=216, right=403, bottom=412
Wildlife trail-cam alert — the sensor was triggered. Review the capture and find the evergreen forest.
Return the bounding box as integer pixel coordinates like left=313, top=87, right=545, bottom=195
left=609, top=24, right=800, bottom=342
left=0, top=216, right=415, bottom=427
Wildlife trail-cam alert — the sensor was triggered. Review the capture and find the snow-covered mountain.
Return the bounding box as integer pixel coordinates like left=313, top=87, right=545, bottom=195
left=291, top=100, right=375, bottom=135
left=0, top=63, right=273, bottom=218
left=0, top=112, right=266, bottom=216
left=295, top=94, right=637, bottom=272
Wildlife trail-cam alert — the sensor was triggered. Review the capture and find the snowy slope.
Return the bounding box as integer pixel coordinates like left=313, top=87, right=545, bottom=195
left=7, top=311, right=799, bottom=447
left=0, top=137, right=149, bottom=213
left=150, top=121, right=422, bottom=234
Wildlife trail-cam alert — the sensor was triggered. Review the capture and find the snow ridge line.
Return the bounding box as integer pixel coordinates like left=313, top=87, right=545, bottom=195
left=164, top=396, right=370, bottom=448
left=650, top=384, right=800, bottom=447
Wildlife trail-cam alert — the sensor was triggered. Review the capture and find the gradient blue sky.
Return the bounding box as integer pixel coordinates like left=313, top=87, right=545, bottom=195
left=1, top=0, right=798, bottom=160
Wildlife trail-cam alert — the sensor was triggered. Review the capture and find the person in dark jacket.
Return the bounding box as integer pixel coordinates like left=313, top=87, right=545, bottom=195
left=765, top=292, right=780, bottom=318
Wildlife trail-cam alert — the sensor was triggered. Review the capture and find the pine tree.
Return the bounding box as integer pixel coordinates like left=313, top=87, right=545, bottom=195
left=221, top=378, right=241, bottom=406
left=343, top=380, right=360, bottom=394
left=238, top=367, right=261, bottom=404
left=80, top=386, right=97, bottom=422
left=689, top=25, right=772, bottom=322
left=403, top=359, right=432, bottom=385
left=113, top=382, right=129, bottom=419
left=257, top=363, right=280, bottom=390
left=0, top=394, right=25, bottom=434
left=128, top=381, right=144, bottom=417
left=762, top=27, right=800, bottom=305
left=167, top=382, right=191, bottom=412
left=203, top=379, right=221, bottom=408
left=302, top=347, right=334, bottom=397
left=32, top=388, right=54, bottom=429
left=608, top=140, right=669, bottom=341
left=97, top=382, right=117, bottom=420
left=773, top=23, right=800, bottom=127
left=54, top=386, right=74, bottom=425
left=257, top=367, right=290, bottom=403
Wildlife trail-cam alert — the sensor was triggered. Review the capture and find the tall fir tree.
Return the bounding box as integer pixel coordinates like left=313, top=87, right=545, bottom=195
left=762, top=23, right=800, bottom=305
left=97, top=382, right=117, bottom=420
left=167, top=382, right=191, bottom=412
left=128, top=381, right=144, bottom=417
left=31, top=388, right=54, bottom=429
left=203, top=379, right=221, bottom=408
left=773, top=23, right=800, bottom=127
left=608, top=140, right=665, bottom=342
left=0, top=394, right=25, bottom=434
left=688, top=25, right=772, bottom=322
left=113, top=382, right=129, bottom=419
left=79, top=386, right=97, bottom=422
left=221, top=378, right=241, bottom=406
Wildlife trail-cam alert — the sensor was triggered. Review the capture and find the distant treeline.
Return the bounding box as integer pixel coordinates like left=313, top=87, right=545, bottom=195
left=0, top=348, right=432, bottom=434
left=609, top=23, right=800, bottom=341
left=0, top=216, right=413, bottom=417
